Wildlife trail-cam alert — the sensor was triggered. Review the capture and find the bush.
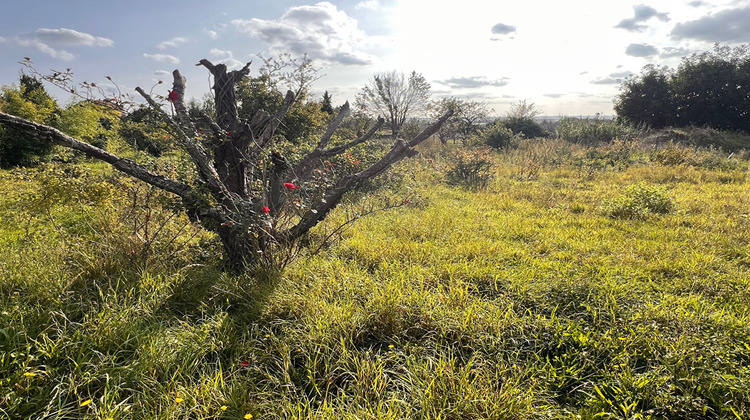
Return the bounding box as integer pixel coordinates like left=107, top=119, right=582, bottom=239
left=0, top=76, right=60, bottom=167
left=501, top=116, right=547, bottom=139
left=119, top=107, right=173, bottom=157
left=557, top=118, right=643, bottom=145
left=651, top=142, right=741, bottom=170
left=600, top=183, right=674, bottom=219
left=444, top=147, right=495, bottom=189
left=475, top=123, right=518, bottom=149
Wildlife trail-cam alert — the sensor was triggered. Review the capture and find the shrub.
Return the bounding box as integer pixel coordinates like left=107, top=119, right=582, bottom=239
left=0, top=76, right=60, bottom=167
left=651, top=142, right=741, bottom=170
left=475, top=123, right=518, bottom=149
left=557, top=118, right=643, bottom=145
left=600, top=183, right=674, bottom=219
left=444, top=147, right=495, bottom=189
left=501, top=116, right=547, bottom=139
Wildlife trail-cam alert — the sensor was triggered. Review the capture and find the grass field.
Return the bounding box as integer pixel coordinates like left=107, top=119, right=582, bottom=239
left=1, top=138, right=749, bottom=419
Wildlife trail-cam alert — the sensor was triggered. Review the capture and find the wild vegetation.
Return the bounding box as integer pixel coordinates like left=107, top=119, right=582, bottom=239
left=2, top=46, right=750, bottom=418
left=2, top=126, right=749, bottom=418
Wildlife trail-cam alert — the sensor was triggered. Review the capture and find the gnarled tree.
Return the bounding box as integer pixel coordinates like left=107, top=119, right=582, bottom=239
left=0, top=59, right=452, bottom=270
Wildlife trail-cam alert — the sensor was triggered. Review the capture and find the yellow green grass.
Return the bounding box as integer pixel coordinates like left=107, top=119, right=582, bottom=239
left=1, top=140, right=749, bottom=418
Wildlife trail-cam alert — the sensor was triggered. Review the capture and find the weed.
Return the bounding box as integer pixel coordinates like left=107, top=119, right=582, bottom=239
left=444, top=147, right=495, bottom=189
left=600, top=182, right=674, bottom=219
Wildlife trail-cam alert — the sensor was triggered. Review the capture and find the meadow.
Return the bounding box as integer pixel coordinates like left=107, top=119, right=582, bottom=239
left=1, top=132, right=749, bottom=419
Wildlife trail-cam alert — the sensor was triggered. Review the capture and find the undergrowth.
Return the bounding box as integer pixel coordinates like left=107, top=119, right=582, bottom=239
left=1, top=139, right=749, bottom=419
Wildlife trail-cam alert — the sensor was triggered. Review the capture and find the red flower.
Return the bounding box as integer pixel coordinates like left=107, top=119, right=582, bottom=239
left=283, top=182, right=297, bottom=190
left=167, top=90, right=178, bottom=102
left=240, top=360, right=249, bottom=367
left=261, top=206, right=270, bottom=214
left=225, top=132, right=231, bottom=137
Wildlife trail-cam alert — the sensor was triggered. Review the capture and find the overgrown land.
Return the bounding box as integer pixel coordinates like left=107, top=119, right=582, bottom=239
left=1, top=126, right=749, bottom=418
left=2, top=46, right=750, bottom=419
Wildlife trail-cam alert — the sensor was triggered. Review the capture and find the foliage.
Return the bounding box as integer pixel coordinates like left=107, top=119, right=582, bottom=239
left=600, top=182, right=674, bottom=219
left=556, top=117, right=644, bottom=145
left=499, top=99, right=546, bottom=139
left=0, top=55, right=451, bottom=271
left=2, top=143, right=750, bottom=418
left=398, top=118, right=429, bottom=141
left=119, top=106, right=173, bottom=157
left=614, top=65, right=674, bottom=129
left=58, top=101, right=120, bottom=150
left=321, top=91, right=334, bottom=115
left=236, top=61, right=329, bottom=145
left=444, top=146, right=495, bottom=189
left=430, top=97, right=491, bottom=144
left=474, top=121, right=518, bottom=149
left=356, top=70, right=431, bottom=138
left=616, top=44, right=750, bottom=133
left=0, top=75, right=60, bottom=167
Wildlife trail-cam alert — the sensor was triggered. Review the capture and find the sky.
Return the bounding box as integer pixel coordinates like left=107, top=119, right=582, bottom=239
left=1, top=0, right=749, bottom=117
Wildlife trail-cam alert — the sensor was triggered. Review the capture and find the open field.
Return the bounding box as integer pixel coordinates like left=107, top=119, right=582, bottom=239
left=1, top=138, right=749, bottom=419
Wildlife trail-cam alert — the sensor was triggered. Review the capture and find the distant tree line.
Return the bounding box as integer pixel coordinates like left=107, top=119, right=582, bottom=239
left=615, top=44, right=750, bottom=132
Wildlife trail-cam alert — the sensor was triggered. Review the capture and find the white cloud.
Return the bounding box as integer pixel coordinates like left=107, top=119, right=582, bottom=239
left=591, top=71, right=634, bottom=85
left=2, top=28, right=112, bottom=61
left=205, top=29, right=219, bottom=40
left=207, top=48, right=243, bottom=69
left=438, top=76, right=510, bottom=89
left=156, top=37, right=188, bottom=50
left=143, top=53, right=180, bottom=64
left=34, top=28, right=114, bottom=46
left=209, top=48, right=232, bottom=58
left=491, top=22, right=516, bottom=35
left=625, top=43, right=658, bottom=57
left=16, top=38, right=74, bottom=60
left=232, top=2, right=373, bottom=65
left=660, top=46, right=692, bottom=58
left=154, top=70, right=171, bottom=76
left=356, top=0, right=380, bottom=9
left=615, top=5, right=669, bottom=32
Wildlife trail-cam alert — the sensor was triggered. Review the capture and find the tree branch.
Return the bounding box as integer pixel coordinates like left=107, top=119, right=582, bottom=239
left=134, top=86, right=227, bottom=197
left=281, top=110, right=452, bottom=241
left=257, top=90, right=295, bottom=149
left=0, top=112, right=192, bottom=198
left=292, top=117, right=384, bottom=181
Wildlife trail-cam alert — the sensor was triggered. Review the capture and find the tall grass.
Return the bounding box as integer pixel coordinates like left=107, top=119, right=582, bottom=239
left=556, top=117, right=645, bottom=145
left=2, top=141, right=749, bottom=418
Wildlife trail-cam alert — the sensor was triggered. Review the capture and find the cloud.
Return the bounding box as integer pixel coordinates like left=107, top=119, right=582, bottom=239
left=491, top=22, right=516, bottom=35
left=356, top=0, right=380, bottom=9
left=3, top=27, right=112, bottom=60
left=438, top=76, right=510, bottom=89
left=34, top=28, right=113, bottom=46
left=209, top=48, right=232, bottom=58
left=659, top=46, right=692, bottom=58
left=625, top=43, right=658, bottom=57
left=204, top=29, right=219, bottom=40
left=671, top=6, right=750, bottom=42
left=543, top=93, right=565, bottom=98
left=688, top=1, right=708, bottom=7
left=154, top=70, right=171, bottom=76
left=615, top=4, right=669, bottom=32
left=17, top=38, right=75, bottom=60
left=232, top=2, right=373, bottom=65
left=591, top=71, right=634, bottom=84
left=143, top=53, right=180, bottom=64
left=156, top=37, right=188, bottom=50
left=207, top=48, right=243, bottom=69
